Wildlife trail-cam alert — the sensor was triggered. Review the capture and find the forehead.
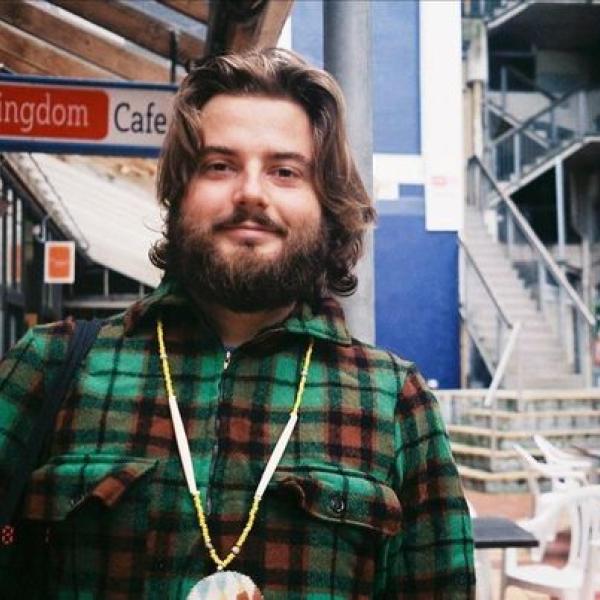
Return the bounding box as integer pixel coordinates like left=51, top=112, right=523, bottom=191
left=198, top=94, right=314, bottom=156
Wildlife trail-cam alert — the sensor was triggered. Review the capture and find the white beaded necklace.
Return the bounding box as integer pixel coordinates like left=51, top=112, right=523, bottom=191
left=156, top=319, right=314, bottom=596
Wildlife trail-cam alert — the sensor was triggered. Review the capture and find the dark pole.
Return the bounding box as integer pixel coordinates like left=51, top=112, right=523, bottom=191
left=324, top=0, right=375, bottom=343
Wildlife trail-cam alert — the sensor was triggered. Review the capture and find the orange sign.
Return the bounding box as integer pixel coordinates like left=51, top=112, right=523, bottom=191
left=44, top=241, right=75, bottom=284
left=0, top=84, right=108, bottom=140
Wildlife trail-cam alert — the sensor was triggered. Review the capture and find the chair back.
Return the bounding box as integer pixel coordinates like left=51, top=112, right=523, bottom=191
left=564, top=486, right=600, bottom=572
left=513, top=443, right=543, bottom=498
left=534, top=434, right=594, bottom=471
left=534, top=434, right=566, bottom=463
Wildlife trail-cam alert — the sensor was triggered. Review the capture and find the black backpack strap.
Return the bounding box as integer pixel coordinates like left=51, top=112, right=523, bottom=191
left=0, top=318, right=102, bottom=526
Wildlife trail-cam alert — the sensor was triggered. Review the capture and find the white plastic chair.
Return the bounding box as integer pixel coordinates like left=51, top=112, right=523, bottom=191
left=513, top=443, right=588, bottom=560
left=534, top=434, right=595, bottom=476
left=501, top=485, right=600, bottom=600
left=581, top=538, right=600, bottom=600
left=466, top=498, right=493, bottom=600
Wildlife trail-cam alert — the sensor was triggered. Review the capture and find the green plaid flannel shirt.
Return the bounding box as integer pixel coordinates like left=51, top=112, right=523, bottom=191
left=0, top=280, right=475, bottom=599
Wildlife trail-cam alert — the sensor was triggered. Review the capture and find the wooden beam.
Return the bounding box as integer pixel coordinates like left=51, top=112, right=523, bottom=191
left=50, top=0, right=205, bottom=65
left=0, top=1, right=175, bottom=83
left=249, top=0, right=293, bottom=49
left=158, top=0, right=210, bottom=23
left=0, top=48, right=47, bottom=76
left=0, top=20, right=116, bottom=79
left=207, top=0, right=293, bottom=55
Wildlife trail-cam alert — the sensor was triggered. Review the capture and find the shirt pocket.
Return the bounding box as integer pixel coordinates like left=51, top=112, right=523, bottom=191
left=271, top=466, right=401, bottom=536
left=21, top=453, right=159, bottom=522
left=17, top=454, right=159, bottom=597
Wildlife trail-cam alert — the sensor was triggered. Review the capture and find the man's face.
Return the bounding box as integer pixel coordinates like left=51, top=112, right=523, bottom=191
left=175, top=94, right=327, bottom=312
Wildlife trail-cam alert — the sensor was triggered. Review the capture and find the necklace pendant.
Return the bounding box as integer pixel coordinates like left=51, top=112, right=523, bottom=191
left=187, top=571, right=263, bottom=599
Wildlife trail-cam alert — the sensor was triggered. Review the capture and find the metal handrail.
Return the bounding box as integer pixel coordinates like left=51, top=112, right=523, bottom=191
left=484, top=322, right=522, bottom=407
left=485, top=98, right=550, bottom=149
left=491, top=85, right=588, bottom=147
left=462, top=0, right=518, bottom=20
left=459, top=235, right=513, bottom=329
left=474, top=156, right=595, bottom=326
left=486, top=99, right=551, bottom=148
left=459, top=308, right=496, bottom=376
left=500, top=65, right=558, bottom=101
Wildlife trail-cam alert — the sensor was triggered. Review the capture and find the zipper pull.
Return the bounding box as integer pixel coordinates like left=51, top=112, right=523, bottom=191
left=223, top=350, right=232, bottom=371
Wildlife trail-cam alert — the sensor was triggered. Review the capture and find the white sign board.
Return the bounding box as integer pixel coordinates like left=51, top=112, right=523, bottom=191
left=0, top=75, right=177, bottom=156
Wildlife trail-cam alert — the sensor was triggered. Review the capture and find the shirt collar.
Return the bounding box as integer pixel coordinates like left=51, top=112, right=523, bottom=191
left=123, top=277, right=353, bottom=346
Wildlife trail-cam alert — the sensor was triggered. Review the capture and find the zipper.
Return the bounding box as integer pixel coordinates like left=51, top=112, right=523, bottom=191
left=206, top=348, right=232, bottom=516
left=223, top=349, right=232, bottom=371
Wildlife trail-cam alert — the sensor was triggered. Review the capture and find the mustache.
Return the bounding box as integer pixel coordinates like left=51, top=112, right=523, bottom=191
left=213, top=206, right=287, bottom=236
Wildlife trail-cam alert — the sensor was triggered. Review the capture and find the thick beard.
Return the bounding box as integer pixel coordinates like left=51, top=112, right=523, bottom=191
left=171, top=215, right=328, bottom=313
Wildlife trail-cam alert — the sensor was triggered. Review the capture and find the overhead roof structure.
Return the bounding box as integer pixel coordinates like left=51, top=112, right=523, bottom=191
left=7, top=152, right=162, bottom=287
left=0, top=0, right=294, bottom=81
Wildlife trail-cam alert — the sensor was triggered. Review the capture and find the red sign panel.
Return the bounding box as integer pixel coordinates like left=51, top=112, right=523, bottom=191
left=44, top=241, right=75, bottom=284
left=0, top=84, right=109, bottom=140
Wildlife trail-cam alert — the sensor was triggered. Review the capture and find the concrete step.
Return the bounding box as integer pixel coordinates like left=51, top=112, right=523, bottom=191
left=448, top=423, right=600, bottom=444
left=457, top=465, right=530, bottom=493
left=504, top=375, right=585, bottom=389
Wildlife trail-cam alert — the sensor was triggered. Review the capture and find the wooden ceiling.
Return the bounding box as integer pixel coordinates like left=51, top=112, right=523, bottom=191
left=0, top=0, right=293, bottom=83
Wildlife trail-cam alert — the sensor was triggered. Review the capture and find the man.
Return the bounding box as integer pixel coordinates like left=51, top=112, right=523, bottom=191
left=0, top=49, right=474, bottom=598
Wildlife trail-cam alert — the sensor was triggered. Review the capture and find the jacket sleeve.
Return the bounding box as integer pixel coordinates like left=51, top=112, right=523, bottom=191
left=0, top=321, right=73, bottom=506
left=379, top=364, right=476, bottom=599
left=0, top=328, right=46, bottom=504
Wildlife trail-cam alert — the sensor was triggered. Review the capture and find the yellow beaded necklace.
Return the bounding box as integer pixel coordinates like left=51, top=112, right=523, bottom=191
left=156, top=319, right=314, bottom=574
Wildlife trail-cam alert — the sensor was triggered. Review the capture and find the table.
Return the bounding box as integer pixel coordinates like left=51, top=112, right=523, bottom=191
left=472, top=517, right=538, bottom=600
left=472, top=516, right=538, bottom=550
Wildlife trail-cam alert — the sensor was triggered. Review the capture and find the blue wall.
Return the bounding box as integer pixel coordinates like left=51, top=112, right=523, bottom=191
left=375, top=195, right=459, bottom=388
left=372, top=1, right=421, bottom=154
left=292, top=0, right=421, bottom=153
left=291, top=1, right=323, bottom=66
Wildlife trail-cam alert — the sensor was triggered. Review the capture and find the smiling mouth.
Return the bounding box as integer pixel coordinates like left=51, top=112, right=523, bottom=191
left=224, top=222, right=269, bottom=231
left=217, top=220, right=285, bottom=236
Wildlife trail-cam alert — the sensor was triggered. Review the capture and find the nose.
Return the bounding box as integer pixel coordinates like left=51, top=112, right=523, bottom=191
left=233, top=167, right=267, bottom=207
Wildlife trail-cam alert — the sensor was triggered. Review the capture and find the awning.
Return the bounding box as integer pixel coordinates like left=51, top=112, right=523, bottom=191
left=9, top=152, right=163, bottom=287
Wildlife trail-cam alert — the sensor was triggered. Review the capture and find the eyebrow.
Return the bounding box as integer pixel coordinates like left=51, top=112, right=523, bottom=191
left=199, top=146, right=314, bottom=170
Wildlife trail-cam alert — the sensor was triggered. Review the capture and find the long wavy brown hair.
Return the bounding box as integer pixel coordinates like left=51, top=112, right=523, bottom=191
left=151, top=48, right=375, bottom=296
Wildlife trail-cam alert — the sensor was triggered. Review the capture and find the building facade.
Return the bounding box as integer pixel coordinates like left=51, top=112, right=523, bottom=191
left=289, top=0, right=464, bottom=389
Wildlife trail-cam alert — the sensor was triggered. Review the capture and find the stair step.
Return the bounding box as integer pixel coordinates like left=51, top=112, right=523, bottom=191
left=447, top=424, right=600, bottom=440
left=465, top=408, right=600, bottom=420
left=451, top=442, right=517, bottom=459
left=458, top=465, right=534, bottom=492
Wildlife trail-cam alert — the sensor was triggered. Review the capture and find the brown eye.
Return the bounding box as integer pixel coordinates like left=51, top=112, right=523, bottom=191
left=200, top=160, right=235, bottom=176
left=273, top=166, right=299, bottom=179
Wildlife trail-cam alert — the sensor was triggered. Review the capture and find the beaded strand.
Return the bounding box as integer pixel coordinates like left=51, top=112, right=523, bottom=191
left=156, top=318, right=313, bottom=572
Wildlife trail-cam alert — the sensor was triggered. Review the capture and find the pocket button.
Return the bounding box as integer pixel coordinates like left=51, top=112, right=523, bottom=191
left=329, top=493, right=346, bottom=515
left=69, top=494, right=86, bottom=507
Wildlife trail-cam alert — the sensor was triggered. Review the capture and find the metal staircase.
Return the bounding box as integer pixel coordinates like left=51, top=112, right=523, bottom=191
left=462, top=0, right=530, bottom=24
left=464, top=205, right=584, bottom=389
left=462, top=158, right=595, bottom=389
left=489, top=87, right=600, bottom=194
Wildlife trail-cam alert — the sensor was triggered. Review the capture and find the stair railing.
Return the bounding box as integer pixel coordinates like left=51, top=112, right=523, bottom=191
left=460, top=236, right=515, bottom=372
left=460, top=236, right=522, bottom=464
left=469, top=156, right=594, bottom=384
left=499, top=65, right=558, bottom=112
left=462, top=0, right=518, bottom=19
left=489, top=87, right=600, bottom=183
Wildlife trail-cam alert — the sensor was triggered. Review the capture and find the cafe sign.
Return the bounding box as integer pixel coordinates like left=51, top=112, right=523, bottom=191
left=0, top=75, right=177, bottom=157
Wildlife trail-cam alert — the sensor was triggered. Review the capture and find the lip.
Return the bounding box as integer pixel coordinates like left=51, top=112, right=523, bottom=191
left=219, top=220, right=282, bottom=235
left=223, top=222, right=272, bottom=232
left=219, top=224, right=280, bottom=242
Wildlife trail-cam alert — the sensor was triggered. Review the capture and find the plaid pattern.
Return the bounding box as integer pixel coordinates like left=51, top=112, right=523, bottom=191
left=0, top=280, right=475, bottom=599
